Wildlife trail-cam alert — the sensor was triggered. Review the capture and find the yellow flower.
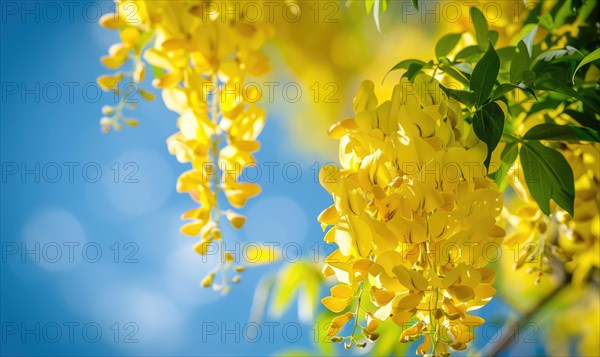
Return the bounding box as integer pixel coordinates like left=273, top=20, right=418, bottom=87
left=320, top=75, right=503, bottom=354
left=98, top=0, right=274, bottom=291
left=502, top=105, right=599, bottom=285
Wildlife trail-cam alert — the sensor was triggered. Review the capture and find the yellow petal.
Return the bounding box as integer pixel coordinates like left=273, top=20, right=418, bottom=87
left=392, top=265, right=417, bottom=291
left=97, top=73, right=123, bottom=91
left=120, top=27, right=140, bottom=47
left=200, top=272, right=215, bottom=287
left=226, top=211, right=246, bottom=229
left=357, top=149, right=392, bottom=190
left=334, top=214, right=373, bottom=257
left=223, top=180, right=261, bottom=208
left=326, top=312, right=354, bottom=337
left=353, top=80, right=378, bottom=113
left=100, top=55, right=127, bottom=69
left=370, top=287, right=395, bottom=307
left=98, top=13, right=123, bottom=29
left=409, top=270, right=428, bottom=291
left=139, top=89, right=155, bottom=101
left=321, top=296, right=350, bottom=313
left=229, top=105, right=265, bottom=141
left=395, top=292, right=423, bottom=310
left=399, top=321, right=424, bottom=342
left=219, top=145, right=255, bottom=178
left=330, top=284, right=354, bottom=299
left=328, top=118, right=358, bottom=139
left=162, top=88, right=188, bottom=114
left=181, top=221, right=204, bottom=236
left=318, top=205, right=340, bottom=230
left=152, top=71, right=182, bottom=88
left=449, top=285, right=475, bottom=302
left=366, top=312, right=379, bottom=332
left=193, top=241, right=212, bottom=255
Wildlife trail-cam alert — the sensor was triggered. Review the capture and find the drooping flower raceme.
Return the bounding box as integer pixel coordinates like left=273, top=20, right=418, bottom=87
left=97, top=0, right=277, bottom=292
left=504, top=142, right=599, bottom=285
left=318, top=75, right=505, bottom=355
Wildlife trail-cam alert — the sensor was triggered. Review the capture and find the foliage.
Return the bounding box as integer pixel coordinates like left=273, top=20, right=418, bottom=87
left=384, top=4, right=599, bottom=218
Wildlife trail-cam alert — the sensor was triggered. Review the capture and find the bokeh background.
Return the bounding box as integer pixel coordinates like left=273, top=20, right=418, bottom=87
left=1, top=1, right=595, bottom=356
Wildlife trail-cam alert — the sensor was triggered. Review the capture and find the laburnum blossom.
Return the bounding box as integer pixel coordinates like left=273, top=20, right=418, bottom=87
left=96, top=2, right=155, bottom=131
left=504, top=141, right=599, bottom=285
left=98, top=0, right=278, bottom=292
left=318, top=75, right=504, bottom=355
left=498, top=98, right=599, bottom=285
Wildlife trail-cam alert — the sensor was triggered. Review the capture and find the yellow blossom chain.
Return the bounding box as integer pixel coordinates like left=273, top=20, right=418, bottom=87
left=97, top=0, right=280, bottom=292
left=318, top=75, right=505, bottom=355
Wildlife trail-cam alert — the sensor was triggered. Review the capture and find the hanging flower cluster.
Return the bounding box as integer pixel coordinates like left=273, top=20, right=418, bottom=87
left=96, top=1, right=155, bottom=131
left=504, top=141, right=599, bottom=285
left=318, top=74, right=505, bottom=355
left=557, top=144, right=599, bottom=282
left=97, top=0, right=276, bottom=292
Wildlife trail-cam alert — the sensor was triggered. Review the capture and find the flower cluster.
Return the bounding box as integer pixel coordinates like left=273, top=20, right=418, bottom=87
left=98, top=0, right=275, bottom=292
left=318, top=75, right=505, bottom=355
left=504, top=142, right=599, bottom=284
left=96, top=2, right=155, bottom=131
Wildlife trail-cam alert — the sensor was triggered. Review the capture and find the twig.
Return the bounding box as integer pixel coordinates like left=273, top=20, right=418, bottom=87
left=480, top=275, right=571, bottom=357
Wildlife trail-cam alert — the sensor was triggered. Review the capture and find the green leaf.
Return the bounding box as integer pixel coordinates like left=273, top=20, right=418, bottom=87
left=535, top=76, right=600, bottom=113
left=491, top=83, right=520, bottom=101
left=520, top=141, right=574, bottom=216
left=403, top=62, right=425, bottom=81
left=510, top=41, right=531, bottom=84
left=373, top=0, right=382, bottom=32
left=491, top=83, right=537, bottom=102
left=470, top=7, right=489, bottom=51
left=497, top=46, right=516, bottom=64
left=522, top=70, right=536, bottom=86
left=365, top=0, right=374, bottom=13
left=473, top=102, right=505, bottom=168
left=492, top=141, right=519, bottom=190
left=523, top=2, right=542, bottom=23
left=455, top=46, right=481, bottom=61
left=529, top=97, right=564, bottom=113
left=572, top=48, right=600, bottom=84
left=522, top=25, right=538, bottom=57
left=439, top=65, right=470, bottom=84
left=524, top=123, right=600, bottom=142
left=436, top=33, right=462, bottom=59
left=531, top=46, right=581, bottom=69
left=563, top=109, right=600, bottom=131
left=537, top=13, right=554, bottom=31
left=444, top=88, right=476, bottom=108
left=489, top=30, right=499, bottom=47
left=551, top=0, right=572, bottom=29
left=470, top=43, right=500, bottom=107
left=439, top=58, right=470, bottom=84
left=383, top=59, right=426, bottom=83
left=411, top=0, right=419, bottom=10
left=454, top=62, right=473, bottom=75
